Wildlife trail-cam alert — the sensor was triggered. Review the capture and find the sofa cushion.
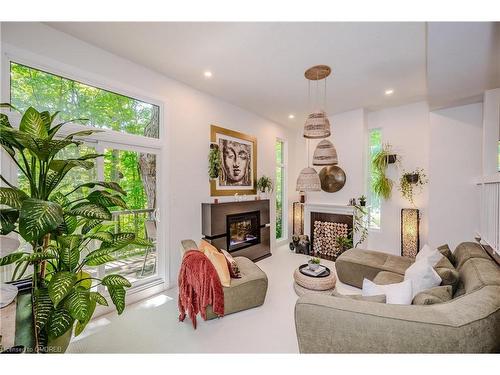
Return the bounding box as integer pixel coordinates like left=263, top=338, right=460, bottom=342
left=405, top=259, right=442, bottom=297
left=437, top=244, right=454, bottom=265
left=332, top=290, right=386, bottom=303
left=362, top=278, right=413, bottom=305
left=459, top=257, right=500, bottom=294
left=336, top=248, right=413, bottom=288
left=205, top=256, right=268, bottom=319
left=199, top=240, right=231, bottom=287
left=416, top=244, right=443, bottom=266
left=373, top=271, right=404, bottom=285
left=412, top=285, right=453, bottom=305
left=453, top=242, right=491, bottom=269
left=434, top=256, right=459, bottom=289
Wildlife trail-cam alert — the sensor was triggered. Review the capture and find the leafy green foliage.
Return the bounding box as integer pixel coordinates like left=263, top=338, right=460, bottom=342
left=18, top=198, right=64, bottom=241
left=47, top=306, right=74, bottom=338
left=102, top=274, right=132, bottom=287
left=48, top=272, right=77, bottom=307
left=34, top=289, right=53, bottom=332
left=0, top=187, right=28, bottom=209
left=256, top=175, right=273, bottom=193
left=107, top=286, right=126, bottom=314
left=208, top=144, right=221, bottom=179
left=399, top=168, right=428, bottom=205
left=0, top=252, right=24, bottom=266
left=371, top=143, right=398, bottom=200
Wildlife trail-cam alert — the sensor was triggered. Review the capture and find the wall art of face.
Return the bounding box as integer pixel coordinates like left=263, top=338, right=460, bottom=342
left=220, top=139, right=251, bottom=186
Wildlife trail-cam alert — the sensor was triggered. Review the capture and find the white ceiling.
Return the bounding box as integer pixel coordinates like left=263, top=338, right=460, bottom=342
left=46, top=22, right=499, bottom=127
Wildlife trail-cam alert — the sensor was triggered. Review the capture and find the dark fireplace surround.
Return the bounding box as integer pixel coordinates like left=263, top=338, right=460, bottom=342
left=202, top=200, right=270, bottom=261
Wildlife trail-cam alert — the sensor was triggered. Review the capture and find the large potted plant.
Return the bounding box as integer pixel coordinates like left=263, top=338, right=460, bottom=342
left=0, top=105, right=151, bottom=353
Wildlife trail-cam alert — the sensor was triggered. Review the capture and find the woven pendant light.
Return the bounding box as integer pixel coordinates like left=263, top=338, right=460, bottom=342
left=313, top=139, right=338, bottom=166
left=303, top=111, right=331, bottom=139
left=296, top=167, right=321, bottom=191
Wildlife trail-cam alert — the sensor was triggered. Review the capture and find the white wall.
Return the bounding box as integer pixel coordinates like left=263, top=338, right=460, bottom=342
left=0, top=22, right=294, bottom=287
left=428, top=103, right=483, bottom=250
left=482, top=88, right=500, bottom=177
left=366, top=102, right=430, bottom=254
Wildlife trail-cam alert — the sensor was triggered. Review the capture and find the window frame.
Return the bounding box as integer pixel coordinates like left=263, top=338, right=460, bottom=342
left=1, top=47, right=170, bottom=310
left=367, top=127, right=382, bottom=231
left=275, top=138, right=288, bottom=243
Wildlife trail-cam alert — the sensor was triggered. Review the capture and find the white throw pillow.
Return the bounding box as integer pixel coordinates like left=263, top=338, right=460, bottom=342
left=362, top=278, right=413, bottom=305
left=362, top=278, right=384, bottom=296
left=404, top=259, right=442, bottom=297
left=416, top=244, right=443, bottom=266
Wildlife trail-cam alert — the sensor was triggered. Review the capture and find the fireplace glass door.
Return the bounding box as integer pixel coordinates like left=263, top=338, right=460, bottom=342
left=227, top=211, right=261, bottom=252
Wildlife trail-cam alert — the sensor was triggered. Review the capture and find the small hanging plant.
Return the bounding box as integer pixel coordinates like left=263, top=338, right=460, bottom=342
left=208, top=143, right=222, bottom=179
left=371, top=143, right=399, bottom=200
left=399, top=168, right=428, bottom=205
left=256, top=175, right=273, bottom=193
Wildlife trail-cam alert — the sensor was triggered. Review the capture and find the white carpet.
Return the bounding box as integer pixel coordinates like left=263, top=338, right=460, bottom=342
left=67, top=245, right=359, bottom=353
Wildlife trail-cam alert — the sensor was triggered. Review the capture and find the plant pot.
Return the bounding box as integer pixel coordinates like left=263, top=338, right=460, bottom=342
left=405, top=174, right=419, bottom=184
left=308, top=262, right=319, bottom=271
left=46, top=329, right=72, bottom=354
left=386, top=154, right=397, bottom=164
left=359, top=201, right=366, bottom=207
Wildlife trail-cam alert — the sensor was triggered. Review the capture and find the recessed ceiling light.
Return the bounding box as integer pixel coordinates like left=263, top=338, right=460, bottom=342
left=384, top=89, right=394, bottom=96
left=288, top=114, right=295, bottom=119
left=204, top=71, right=213, bottom=78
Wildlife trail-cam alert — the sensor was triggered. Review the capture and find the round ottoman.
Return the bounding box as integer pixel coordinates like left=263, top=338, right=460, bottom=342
left=293, top=266, right=336, bottom=296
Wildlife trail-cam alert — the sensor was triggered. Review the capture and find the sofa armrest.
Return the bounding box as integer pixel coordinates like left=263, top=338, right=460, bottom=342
left=294, top=289, right=500, bottom=353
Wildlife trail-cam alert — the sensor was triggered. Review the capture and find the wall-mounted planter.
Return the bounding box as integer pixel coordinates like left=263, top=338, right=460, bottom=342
left=405, top=173, right=419, bottom=184
left=386, top=154, right=398, bottom=164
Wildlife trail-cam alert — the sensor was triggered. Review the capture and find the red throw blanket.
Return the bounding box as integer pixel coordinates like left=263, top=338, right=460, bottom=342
left=178, top=250, right=224, bottom=328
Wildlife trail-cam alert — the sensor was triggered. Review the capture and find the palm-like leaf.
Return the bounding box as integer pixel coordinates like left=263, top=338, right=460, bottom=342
left=69, top=181, right=127, bottom=196
left=19, top=198, right=64, bottom=242
left=0, top=252, right=24, bottom=266
left=74, top=299, right=96, bottom=337
left=69, top=202, right=111, bottom=221
left=57, top=235, right=82, bottom=270
left=85, top=253, right=115, bottom=266
left=65, top=288, right=90, bottom=322
left=89, top=291, right=108, bottom=306
left=19, top=107, right=47, bottom=138
left=85, top=231, right=113, bottom=243
left=101, top=274, right=131, bottom=288
left=0, top=208, right=19, bottom=235
left=34, top=288, right=53, bottom=332
left=47, top=306, right=74, bottom=338
left=107, top=286, right=126, bottom=315
left=21, top=252, right=57, bottom=264
left=87, top=190, right=127, bottom=208
left=48, top=271, right=76, bottom=307
left=0, top=187, right=28, bottom=209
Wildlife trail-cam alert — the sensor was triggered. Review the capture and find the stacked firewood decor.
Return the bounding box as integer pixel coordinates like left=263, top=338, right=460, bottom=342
left=313, top=221, right=349, bottom=258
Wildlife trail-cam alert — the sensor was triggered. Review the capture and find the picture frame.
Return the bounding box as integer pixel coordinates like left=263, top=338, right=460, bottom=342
left=210, top=125, right=257, bottom=196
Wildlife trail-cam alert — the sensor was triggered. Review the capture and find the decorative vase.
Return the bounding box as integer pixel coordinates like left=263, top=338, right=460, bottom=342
left=405, top=174, right=419, bottom=184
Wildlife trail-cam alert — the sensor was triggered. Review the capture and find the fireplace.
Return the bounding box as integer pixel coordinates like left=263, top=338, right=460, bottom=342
left=201, top=200, right=270, bottom=261
left=226, top=211, right=261, bottom=252
left=304, top=203, right=356, bottom=261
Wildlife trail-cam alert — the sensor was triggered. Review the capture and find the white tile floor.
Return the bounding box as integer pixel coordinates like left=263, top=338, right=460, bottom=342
left=67, top=245, right=359, bottom=353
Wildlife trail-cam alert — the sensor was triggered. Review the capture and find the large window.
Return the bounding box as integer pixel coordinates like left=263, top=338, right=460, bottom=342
left=8, top=61, right=162, bottom=289
left=10, top=62, right=159, bottom=138
left=275, top=139, right=286, bottom=240
left=368, top=129, right=382, bottom=229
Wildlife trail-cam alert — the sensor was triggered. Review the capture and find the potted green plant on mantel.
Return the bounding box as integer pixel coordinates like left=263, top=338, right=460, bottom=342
left=399, top=168, right=428, bottom=205
left=0, top=105, right=152, bottom=353
left=256, top=175, right=273, bottom=198
left=371, top=143, right=400, bottom=200
left=208, top=143, right=222, bottom=179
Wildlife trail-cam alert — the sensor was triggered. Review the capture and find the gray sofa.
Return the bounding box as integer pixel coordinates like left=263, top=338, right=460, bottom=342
left=180, top=240, right=268, bottom=319
left=295, top=242, right=500, bottom=353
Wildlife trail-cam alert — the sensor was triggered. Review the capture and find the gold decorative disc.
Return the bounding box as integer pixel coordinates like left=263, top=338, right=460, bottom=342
left=319, top=166, right=346, bottom=193
left=304, top=65, right=332, bottom=80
